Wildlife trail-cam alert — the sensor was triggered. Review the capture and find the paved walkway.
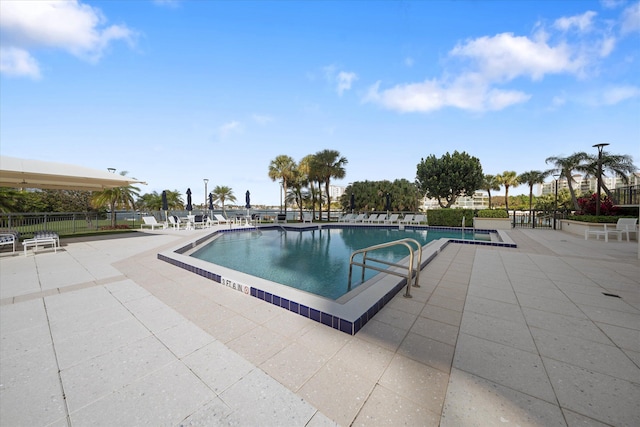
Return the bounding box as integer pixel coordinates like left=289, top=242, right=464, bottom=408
left=1, top=227, right=638, bottom=426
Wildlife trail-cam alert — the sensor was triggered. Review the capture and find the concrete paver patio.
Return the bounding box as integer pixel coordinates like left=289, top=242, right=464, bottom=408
left=1, top=226, right=638, bottom=426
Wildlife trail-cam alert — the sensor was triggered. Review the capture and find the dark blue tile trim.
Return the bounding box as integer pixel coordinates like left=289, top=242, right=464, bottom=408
left=158, top=224, right=516, bottom=335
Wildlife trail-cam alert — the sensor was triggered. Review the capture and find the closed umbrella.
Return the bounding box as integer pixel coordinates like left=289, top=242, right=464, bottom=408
left=385, top=193, right=391, bottom=214
left=350, top=192, right=355, bottom=213
left=208, top=193, right=214, bottom=212
left=162, top=190, right=168, bottom=222
left=245, top=190, right=251, bottom=209
left=186, top=188, right=193, bottom=212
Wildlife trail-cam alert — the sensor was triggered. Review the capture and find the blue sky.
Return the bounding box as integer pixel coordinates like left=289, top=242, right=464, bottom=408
left=1, top=0, right=639, bottom=206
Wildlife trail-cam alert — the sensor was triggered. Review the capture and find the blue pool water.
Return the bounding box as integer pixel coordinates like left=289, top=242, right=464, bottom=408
left=190, top=226, right=487, bottom=300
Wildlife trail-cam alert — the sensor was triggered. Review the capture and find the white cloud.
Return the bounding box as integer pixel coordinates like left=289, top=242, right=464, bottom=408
left=251, top=114, right=273, bottom=125
left=0, top=46, right=40, bottom=79
left=554, top=11, right=597, bottom=32
left=219, top=121, right=242, bottom=138
left=336, top=71, right=358, bottom=96
left=404, top=56, right=414, bottom=67
left=322, top=65, right=358, bottom=95
left=450, top=32, right=585, bottom=81
left=620, top=1, right=640, bottom=34
left=600, top=85, right=640, bottom=104
left=0, top=0, right=135, bottom=77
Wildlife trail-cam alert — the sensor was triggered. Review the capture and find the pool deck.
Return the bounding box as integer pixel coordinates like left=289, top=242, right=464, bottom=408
left=1, top=225, right=638, bottom=426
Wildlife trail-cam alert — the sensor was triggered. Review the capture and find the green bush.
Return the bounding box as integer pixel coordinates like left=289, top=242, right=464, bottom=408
left=477, top=209, right=509, bottom=218
left=568, top=215, right=635, bottom=224
left=426, top=209, right=474, bottom=226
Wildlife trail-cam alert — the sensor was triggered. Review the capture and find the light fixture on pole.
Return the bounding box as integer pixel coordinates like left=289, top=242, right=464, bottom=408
left=203, top=178, right=209, bottom=217
left=107, top=168, right=116, bottom=173
left=592, top=143, right=609, bottom=216
left=553, top=174, right=560, bottom=230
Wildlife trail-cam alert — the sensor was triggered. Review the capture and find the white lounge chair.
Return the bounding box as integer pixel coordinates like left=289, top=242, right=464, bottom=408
left=338, top=213, right=354, bottom=222
left=23, top=231, right=59, bottom=255
left=350, top=214, right=366, bottom=223
left=385, top=214, right=400, bottom=224
left=413, top=214, right=427, bottom=224
left=0, top=231, right=19, bottom=253
left=302, top=212, right=313, bottom=223
left=366, top=214, right=379, bottom=223
left=215, top=214, right=232, bottom=225
left=585, top=218, right=638, bottom=242
left=168, top=215, right=183, bottom=229
left=400, top=214, right=414, bottom=224
left=141, top=216, right=167, bottom=230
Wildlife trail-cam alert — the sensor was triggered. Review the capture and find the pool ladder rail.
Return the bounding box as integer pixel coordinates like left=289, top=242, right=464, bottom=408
left=347, top=238, right=422, bottom=298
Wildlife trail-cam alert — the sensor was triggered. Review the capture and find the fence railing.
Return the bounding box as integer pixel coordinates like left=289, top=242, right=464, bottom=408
left=509, top=210, right=571, bottom=230
left=612, top=184, right=639, bottom=206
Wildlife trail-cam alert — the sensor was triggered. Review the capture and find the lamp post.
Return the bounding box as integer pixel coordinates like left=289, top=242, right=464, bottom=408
left=203, top=178, right=209, bottom=218
left=107, top=168, right=116, bottom=173
left=592, top=143, right=609, bottom=216
left=553, top=174, right=560, bottom=230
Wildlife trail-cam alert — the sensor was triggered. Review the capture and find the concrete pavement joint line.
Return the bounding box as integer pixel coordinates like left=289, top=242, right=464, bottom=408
left=0, top=274, right=128, bottom=305
left=42, top=296, right=72, bottom=426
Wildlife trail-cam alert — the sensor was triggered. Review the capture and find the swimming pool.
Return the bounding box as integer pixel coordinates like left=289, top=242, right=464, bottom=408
left=190, top=227, right=487, bottom=300
left=159, top=224, right=516, bottom=335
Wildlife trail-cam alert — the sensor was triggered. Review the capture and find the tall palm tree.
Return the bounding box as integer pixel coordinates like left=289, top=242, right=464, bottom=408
left=545, top=152, right=589, bottom=210
left=496, top=171, right=518, bottom=210
left=91, top=171, right=140, bottom=227
left=211, top=185, right=236, bottom=214
left=298, top=154, right=317, bottom=218
left=517, top=170, right=550, bottom=210
left=268, top=155, right=297, bottom=214
left=481, top=174, right=501, bottom=209
left=313, top=149, right=348, bottom=221
left=577, top=152, right=637, bottom=201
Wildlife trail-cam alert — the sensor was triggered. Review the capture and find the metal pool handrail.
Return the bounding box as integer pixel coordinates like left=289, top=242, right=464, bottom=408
left=348, top=238, right=422, bottom=298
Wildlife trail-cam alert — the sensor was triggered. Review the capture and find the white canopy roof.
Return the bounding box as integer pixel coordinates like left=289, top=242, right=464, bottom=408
left=0, top=156, right=146, bottom=191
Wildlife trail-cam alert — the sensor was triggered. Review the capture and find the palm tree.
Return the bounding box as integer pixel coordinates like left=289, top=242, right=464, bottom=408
left=545, top=152, right=589, bottom=210
left=268, top=155, right=297, bottom=214
left=91, top=171, right=140, bottom=227
left=313, top=149, right=348, bottom=221
left=211, top=185, right=236, bottom=214
left=298, top=154, right=318, bottom=218
left=517, top=170, right=550, bottom=210
left=481, top=174, right=501, bottom=209
left=577, top=151, right=637, bottom=201
left=496, top=171, right=518, bottom=210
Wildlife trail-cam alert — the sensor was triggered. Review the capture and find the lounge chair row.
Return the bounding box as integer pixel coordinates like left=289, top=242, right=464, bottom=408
left=337, top=213, right=427, bottom=224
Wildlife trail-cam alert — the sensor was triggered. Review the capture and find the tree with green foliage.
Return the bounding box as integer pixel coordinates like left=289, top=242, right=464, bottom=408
left=312, top=149, right=348, bottom=221
left=578, top=151, right=637, bottom=201
left=211, top=185, right=236, bottom=214
left=481, top=174, right=501, bottom=209
left=415, top=151, right=483, bottom=208
left=137, top=190, right=183, bottom=212
left=340, top=179, right=421, bottom=212
left=545, top=152, right=589, bottom=211
left=496, top=171, right=518, bottom=210
left=518, top=170, right=550, bottom=210
left=91, top=171, right=140, bottom=227
left=268, top=155, right=297, bottom=214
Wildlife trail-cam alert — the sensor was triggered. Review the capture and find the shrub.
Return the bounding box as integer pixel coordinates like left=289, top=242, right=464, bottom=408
left=477, top=209, right=509, bottom=218
left=576, top=194, right=619, bottom=216
left=427, top=209, right=474, bottom=226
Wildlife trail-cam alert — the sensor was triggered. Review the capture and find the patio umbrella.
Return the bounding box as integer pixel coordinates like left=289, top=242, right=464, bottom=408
left=350, top=193, right=355, bottom=213
left=209, top=193, right=214, bottom=211
left=162, top=190, right=168, bottom=221
left=385, top=193, right=391, bottom=213
left=186, top=188, right=193, bottom=212
left=245, top=190, right=251, bottom=209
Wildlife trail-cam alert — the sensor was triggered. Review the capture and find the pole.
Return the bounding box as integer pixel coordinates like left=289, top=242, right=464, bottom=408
left=554, top=176, right=558, bottom=230
left=204, top=178, right=209, bottom=218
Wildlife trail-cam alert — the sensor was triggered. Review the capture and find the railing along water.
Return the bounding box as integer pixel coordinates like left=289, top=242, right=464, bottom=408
left=348, top=238, right=422, bottom=298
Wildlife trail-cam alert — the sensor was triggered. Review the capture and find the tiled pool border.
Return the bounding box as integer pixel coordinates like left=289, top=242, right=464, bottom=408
left=158, top=224, right=516, bottom=335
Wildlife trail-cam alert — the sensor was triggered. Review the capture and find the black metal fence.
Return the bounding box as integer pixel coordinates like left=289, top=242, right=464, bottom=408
left=509, top=210, right=571, bottom=230
left=613, top=184, right=639, bottom=206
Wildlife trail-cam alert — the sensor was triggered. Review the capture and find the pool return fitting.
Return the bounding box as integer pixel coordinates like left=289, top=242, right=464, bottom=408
left=347, top=238, right=422, bottom=298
